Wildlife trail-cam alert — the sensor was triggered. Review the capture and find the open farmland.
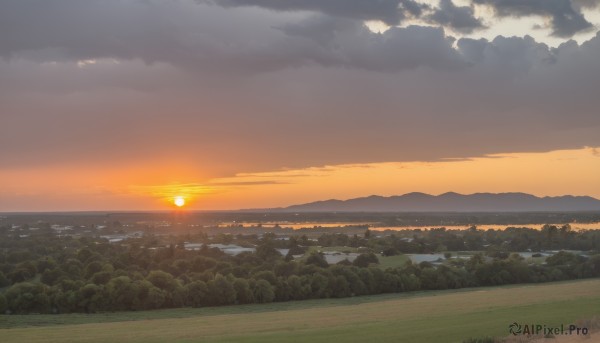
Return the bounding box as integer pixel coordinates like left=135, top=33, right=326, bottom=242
left=1, top=279, right=599, bottom=343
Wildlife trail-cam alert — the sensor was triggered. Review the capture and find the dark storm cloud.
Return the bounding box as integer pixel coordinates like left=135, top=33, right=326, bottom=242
left=0, top=0, right=463, bottom=72
left=427, top=0, right=485, bottom=34
left=207, top=0, right=428, bottom=25
left=0, top=0, right=289, bottom=70
left=458, top=35, right=556, bottom=73
left=275, top=15, right=465, bottom=71
left=0, top=0, right=599, bottom=178
left=474, top=0, right=594, bottom=37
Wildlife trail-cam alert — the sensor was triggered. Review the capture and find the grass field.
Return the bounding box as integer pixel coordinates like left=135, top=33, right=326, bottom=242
left=1, top=279, right=599, bottom=343
left=376, top=254, right=410, bottom=269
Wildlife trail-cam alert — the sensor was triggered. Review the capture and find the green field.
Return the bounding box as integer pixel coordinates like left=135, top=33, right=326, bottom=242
left=376, top=254, right=410, bottom=269
left=1, top=279, right=599, bottom=343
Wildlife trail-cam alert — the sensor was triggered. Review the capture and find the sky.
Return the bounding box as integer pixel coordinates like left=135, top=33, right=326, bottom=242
left=1, top=0, right=600, bottom=211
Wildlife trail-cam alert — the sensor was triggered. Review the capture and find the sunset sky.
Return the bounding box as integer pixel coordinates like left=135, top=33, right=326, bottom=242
left=1, top=0, right=600, bottom=211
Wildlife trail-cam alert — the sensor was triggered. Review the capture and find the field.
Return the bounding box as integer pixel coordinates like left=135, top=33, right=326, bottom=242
left=1, top=279, right=599, bottom=343
left=376, top=254, right=410, bottom=269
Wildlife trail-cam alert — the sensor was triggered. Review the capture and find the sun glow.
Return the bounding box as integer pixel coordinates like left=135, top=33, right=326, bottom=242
left=174, top=196, right=185, bottom=207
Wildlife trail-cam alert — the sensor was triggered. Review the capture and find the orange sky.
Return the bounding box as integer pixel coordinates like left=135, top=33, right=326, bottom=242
left=1, top=146, right=599, bottom=211
left=2, top=2, right=600, bottom=212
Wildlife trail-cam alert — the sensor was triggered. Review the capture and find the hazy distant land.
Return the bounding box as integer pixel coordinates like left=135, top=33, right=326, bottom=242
left=277, top=192, right=600, bottom=212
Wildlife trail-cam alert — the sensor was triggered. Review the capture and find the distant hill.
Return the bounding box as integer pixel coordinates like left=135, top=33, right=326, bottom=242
left=280, top=192, right=600, bottom=212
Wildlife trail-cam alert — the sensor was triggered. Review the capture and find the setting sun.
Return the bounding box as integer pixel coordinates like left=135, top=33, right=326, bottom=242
left=174, top=196, right=185, bottom=207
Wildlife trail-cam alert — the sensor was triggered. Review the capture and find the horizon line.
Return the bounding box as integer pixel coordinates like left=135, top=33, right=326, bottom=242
left=2, top=191, right=599, bottom=214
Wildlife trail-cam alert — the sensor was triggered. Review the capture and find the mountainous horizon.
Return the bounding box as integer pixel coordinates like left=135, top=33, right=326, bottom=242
left=271, top=192, right=600, bottom=212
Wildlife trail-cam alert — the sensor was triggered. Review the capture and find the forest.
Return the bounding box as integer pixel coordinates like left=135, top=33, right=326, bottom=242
left=1, top=224, right=599, bottom=314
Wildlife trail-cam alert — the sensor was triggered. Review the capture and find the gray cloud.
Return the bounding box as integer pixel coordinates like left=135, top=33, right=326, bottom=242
left=207, top=0, right=427, bottom=25
left=0, top=0, right=297, bottom=72
left=275, top=15, right=466, bottom=71
left=0, top=0, right=599, bottom=180
left=474, top=0, right=594, bottom=37
left=458, top=35, right=556, bottom=74
left=428, top=0, right=485, bottom=34
left=0, top=1, right=464, bottom=73
left=574, top=0, right=600, bottom=9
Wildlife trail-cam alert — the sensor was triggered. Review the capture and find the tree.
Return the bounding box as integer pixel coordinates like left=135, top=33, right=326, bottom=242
left=353, top=253, right=379, bottom=268
left=5, top=282, right=51, bottom=314
left=253, top=270, right=277, bottom=286
left=144, top=285, right=167, bottom=309
left=0, top=293, right=7, bottom=313
left=76, top=248, right=94, bottom=264
left=287, top=275, right=309, bottom=300
left=171, top=259, right=191, bottom=277
left=583, top=255, right=600, bottom=277
left=206, top=274, right=236, bottom=306
left=357, top=268, right=376, bottom=293
left=541, top=224, right=560, bottom=248
left=274, top=278, right=292, bottom=302
left=306, top=252, right=328, bottom=268
left=252, top=279, right=274, bottom=303
left=546, top=251, right=582, bottom=267
left=256, top=241, right=282, bottom=261
left=382, top=247, right=399, bottom=256
left=309, top=273, right=330, bottom=298
left=0, top=271, right=10, bottom=287
left=90, top=271, right=112, bottom=285
left=233, top=278, right=254, bottom=304
left=62, top=259, right=84, bottom=279
left=51, top=289, right=80, bottom=313
left=84, top=261, right=104, bottom=279
left=41, top=268, right=64, bottom=286
left=328, top=275, right=350, bottom=298
left=78, top=283, right=104, bottom=313
left=36, top=257, right=57, bottom=274
left=146, top=270, right=178, bottom=293
left=185, top=280, right=208, bottom=307
left=190, top=256, right=217, bottom=273
left=106, top=276, right=140, bottom=311
left=419, top=268, right=440, bottom=290
left=8, top=267, right=34, bottom=284
left=336, top=259, right=352, bottom=266
left=273, top=261, right=298, bottom=277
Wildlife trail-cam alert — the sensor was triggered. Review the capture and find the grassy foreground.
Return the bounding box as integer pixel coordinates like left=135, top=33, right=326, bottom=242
left=1, top=279, right=599, bottom=343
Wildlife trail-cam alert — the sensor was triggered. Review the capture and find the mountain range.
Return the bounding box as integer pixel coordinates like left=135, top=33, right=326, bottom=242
left=276, top=192, right=600, bottom=212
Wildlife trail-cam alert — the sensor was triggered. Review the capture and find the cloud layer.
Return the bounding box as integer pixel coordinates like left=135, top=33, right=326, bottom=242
left=0, top=0, right=599, bottom=181
left=209, top=0, right=427, bottom=25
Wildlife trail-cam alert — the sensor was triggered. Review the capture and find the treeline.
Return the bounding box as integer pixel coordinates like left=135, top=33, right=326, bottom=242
left=0, top=228, right=599, bottom=314
left=369, top=225, right=600, bottom=253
